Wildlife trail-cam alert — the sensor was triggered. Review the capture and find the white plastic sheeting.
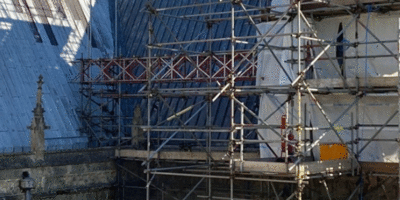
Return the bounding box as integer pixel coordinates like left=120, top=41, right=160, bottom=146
left=314, top=13, right=399, bottom=78
left=309, top=94, right=399, bottom=162
left=257, top=13, right=400, bottom=162
left=256, top=17, right=306, bottom=159
left=256, top=20, right=295, bottom=86
left=0, top=0, right=113, bottom=151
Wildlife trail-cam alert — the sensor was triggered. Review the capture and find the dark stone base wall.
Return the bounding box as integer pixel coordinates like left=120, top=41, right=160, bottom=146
left=0, top=148, right=116, bottom=200
left=117, top=159, right=399, bottom=200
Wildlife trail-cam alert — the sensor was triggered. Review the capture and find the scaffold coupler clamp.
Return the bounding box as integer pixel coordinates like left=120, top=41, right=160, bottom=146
left=145, top=2, right=157, bottom=15
left=231, top=0, right=242, bottom=5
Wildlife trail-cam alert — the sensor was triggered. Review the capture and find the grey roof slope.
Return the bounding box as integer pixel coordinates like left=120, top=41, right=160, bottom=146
left=0, top=0, right=113, bottom=152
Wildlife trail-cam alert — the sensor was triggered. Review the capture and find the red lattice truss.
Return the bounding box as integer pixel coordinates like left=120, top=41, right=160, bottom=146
left=77, top=52, right=257, bottom=84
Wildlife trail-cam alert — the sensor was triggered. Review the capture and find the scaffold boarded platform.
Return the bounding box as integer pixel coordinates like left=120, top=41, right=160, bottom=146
left=307, top=77, right=398, bottom=90
left=235, top=159, right=354, bottom=175
left=116, top=149, right=260, bottom=161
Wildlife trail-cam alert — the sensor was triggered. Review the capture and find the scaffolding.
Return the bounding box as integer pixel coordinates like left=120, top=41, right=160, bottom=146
left=76, top=0, right=400, bottom=199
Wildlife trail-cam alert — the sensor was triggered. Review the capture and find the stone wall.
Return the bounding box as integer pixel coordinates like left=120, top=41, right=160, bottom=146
left=0, top=148, right=116, bottom=199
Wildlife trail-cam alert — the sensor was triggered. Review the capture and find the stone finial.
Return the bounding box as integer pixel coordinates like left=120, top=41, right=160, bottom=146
left=131, top=105, right=144, bottom=148
left=36, top=74, right=43, bottom=106
left=28, top=75, right=50, bottom=161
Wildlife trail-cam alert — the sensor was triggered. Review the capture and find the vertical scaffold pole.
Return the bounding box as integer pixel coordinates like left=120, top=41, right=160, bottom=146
left=230, top=2, right=235, bottom=199
left=285, top=102, right=289, bottom=165
left=207, top=2, right=213, bottom=198
left=397, top=17, right=400, bottom=200
left=146, top=8, right=153, bottom=200
left=118, top=82, right=121, bottom=148
left=351, top=112, right=354, bottom=176
left=115, top=0, right=118, bottom=57
left=79, top=59, right=84, bottom=139
left=296, top=1, right=305, bottom=199
left=88, top=0, right=92, bottom=59
left=208, top=96, right=212, bottom=199
left=355, top=15, right=360, bottom=178
left=356, top=76, right=360, bottom=169
left=240, top=102, right=244, bottom=171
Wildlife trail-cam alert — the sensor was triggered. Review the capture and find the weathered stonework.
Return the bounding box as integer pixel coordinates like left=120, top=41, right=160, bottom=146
left=27, top=75, right=50, bottom=161
left=131, top=105, right=144, bottom=148
left=0, top=149, right=116, bottom=199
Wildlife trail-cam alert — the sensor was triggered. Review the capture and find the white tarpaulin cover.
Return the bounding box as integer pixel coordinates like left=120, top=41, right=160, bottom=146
left=257, top=13, right=400, bottom=162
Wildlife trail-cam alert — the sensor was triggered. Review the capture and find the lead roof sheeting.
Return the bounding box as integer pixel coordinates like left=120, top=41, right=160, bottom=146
left=118, top=0, right=271, bottom=57
left=117, top=1, right=268, bottom=145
